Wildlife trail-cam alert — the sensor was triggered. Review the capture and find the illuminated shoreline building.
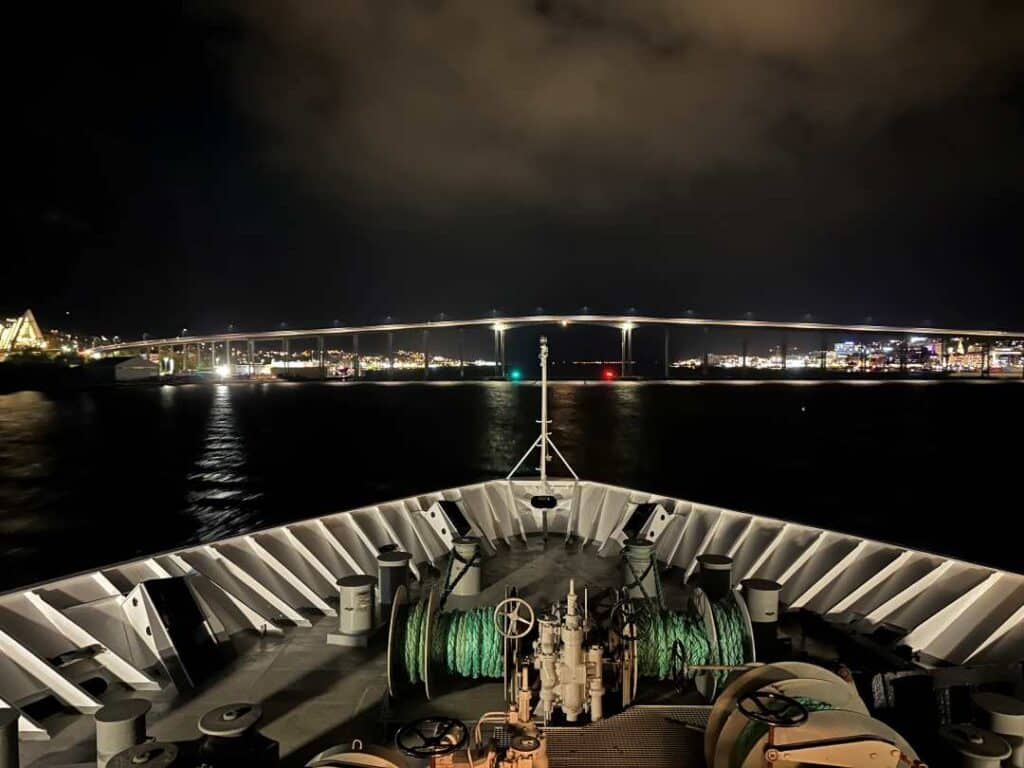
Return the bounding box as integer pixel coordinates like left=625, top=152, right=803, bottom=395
left=0, top=309, right=46, bottom=361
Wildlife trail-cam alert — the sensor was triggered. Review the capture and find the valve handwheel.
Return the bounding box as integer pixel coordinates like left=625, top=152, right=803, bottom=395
left=395, top=717, right=468, bottom=758
left=611, top=598, right=651, bottom=642
left=493, top=597, right=536, bottom=640
left=737, top=691, right=809, bottom=727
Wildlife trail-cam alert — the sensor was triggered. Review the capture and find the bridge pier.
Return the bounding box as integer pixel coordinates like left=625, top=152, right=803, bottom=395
left=663, top=326, right=669, bottom=379
left=459, top=328, right=465, bottom=379
left=353, top=334, right=360, bottom=378
left=317, top=336, right=325, bottom=379
left=780, top=335, right=788, bottom=373
left=820, top=332, right=827, bottom=372
left=626, top=326, right=633, bottom=377
left=742, top=337, right=748, bottom=373
left=702, top=327, right=709, bottom=376
left=422, top=329, right=429, bottom=379
left=248, top=340, right=255, bottom=377
left=387, top=332, right=394, bottom=380
left=620, top=327, right=627, bottom=377
left=225, top=340, right=231, bottom=375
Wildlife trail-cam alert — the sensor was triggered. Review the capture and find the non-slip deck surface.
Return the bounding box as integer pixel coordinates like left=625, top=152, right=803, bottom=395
left=22, top=536, right=690, bottom=767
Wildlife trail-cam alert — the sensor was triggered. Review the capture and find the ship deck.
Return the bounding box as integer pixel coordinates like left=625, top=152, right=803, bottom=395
left=4, top=478, right=1024, bottom=767
left=22, top=535, right=709, bottom=767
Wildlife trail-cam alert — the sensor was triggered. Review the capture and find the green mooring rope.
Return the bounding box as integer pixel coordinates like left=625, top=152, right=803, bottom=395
left=401, top=601, right=503, bottom=685
left=637, top=597, right=749, bottom=682
left=730, top=697, right=834, bottom=768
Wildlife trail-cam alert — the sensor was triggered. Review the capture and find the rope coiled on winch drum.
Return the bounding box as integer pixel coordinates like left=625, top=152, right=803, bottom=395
left=402, top=601, right=503, bottom=685
left=637, top=597, right=749, bottom=682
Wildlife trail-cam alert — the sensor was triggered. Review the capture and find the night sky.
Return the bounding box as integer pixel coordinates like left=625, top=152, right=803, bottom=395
left=9, top=1, right=1024, bottom=339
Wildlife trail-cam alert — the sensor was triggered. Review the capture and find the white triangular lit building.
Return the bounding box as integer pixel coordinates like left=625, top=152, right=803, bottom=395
left=0, top=309, right=46, bottom=360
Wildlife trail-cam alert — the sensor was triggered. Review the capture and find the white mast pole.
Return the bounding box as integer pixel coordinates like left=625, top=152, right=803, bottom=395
left=506, top=334, right=577, bottom=482
left=540, top=335, right=549, bottom=485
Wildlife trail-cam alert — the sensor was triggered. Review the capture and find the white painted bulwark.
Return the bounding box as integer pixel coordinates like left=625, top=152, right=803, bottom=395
left=0, top=478, right=1021, bottom=741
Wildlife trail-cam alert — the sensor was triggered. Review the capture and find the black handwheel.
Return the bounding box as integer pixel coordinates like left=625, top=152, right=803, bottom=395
left=395, top=717, right=468, bottom=758
left=611, top=598, right=651, bottom=642
left=737, top=691, right=809, bottom=727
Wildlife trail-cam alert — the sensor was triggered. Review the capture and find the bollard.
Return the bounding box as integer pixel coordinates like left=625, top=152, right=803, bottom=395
left=623, top=539, right=660, bottom=602
left=0, top=709, right=18, bottom=768
left=696, top=554, right=733, bottom=602
left=197, top=703, right=277, bottom=768
left=938, top=724, right=1011, bottom=768
left=741, top=578, right=782, bottom=661
left=377, top=550, right=412, bottom=611
left=96, top=699, right=151, bottom=768
left=108, top=743, right=179, bottom=768
left=328, top=575, right=376, bottom=647
left=449, top=537, right=482, bottom=597
left=973, top=692, right=1024, bottom=768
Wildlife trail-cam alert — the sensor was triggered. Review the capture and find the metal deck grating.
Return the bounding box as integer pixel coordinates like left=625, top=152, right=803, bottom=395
left=544, top=705, right=711, bottom=767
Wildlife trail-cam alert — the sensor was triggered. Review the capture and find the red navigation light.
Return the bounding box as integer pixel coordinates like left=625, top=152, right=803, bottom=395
left=602, top=368, right=616, bottom=380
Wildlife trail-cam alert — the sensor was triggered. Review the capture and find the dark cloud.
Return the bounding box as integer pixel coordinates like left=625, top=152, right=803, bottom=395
left=7, top=1, right=1024, bottom=333
left=223, top=1, right=1024, bottom=213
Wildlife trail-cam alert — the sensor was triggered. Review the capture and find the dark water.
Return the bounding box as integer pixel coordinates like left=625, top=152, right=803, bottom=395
left=0, top=380, right=1021, bottom=591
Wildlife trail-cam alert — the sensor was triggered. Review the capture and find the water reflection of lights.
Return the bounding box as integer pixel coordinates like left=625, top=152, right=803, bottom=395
left=0, top=391, right=56, bottom=497
left=188, top=385, right=260, bottom=541
left=481, top=384, right=518, bottom=471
